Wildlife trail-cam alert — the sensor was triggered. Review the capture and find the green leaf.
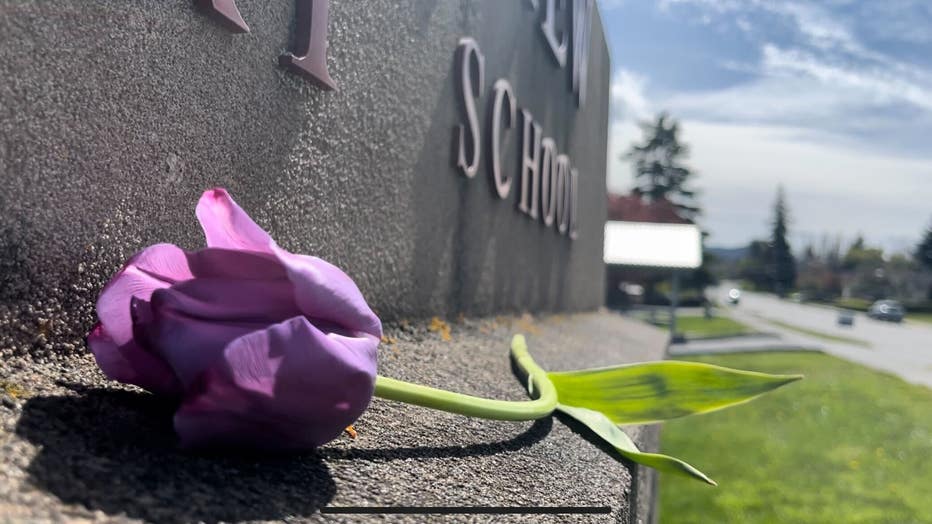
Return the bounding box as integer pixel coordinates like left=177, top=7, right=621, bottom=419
left=549, top=361, right=801, bottom=425
left=557, top=403, right=716, bottom=486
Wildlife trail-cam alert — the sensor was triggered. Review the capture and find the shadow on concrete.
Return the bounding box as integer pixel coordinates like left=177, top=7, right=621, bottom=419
left=553, top=411, right=636, bottom=465
left=320, top=416, right=553, bottom=462
left=15, top=385, right=557, bottom=522
left=15, top=386, right=335, bottom=524
left=552, top=411, right=647, bottom=522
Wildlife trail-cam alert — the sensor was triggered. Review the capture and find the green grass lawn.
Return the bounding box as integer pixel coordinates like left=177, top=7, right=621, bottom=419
left=907, top=312, right=932, bottom=325
left=660, top=352, right=932, bottom=524
left=834, top=297, right=872, bottom=312
left=757, top=317, right=871, bottom=348
left=648, top=314, right=753, bottom=339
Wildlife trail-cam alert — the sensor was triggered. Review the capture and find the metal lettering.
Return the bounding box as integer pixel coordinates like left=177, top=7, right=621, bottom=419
left=198, top=0, right=250, bottom=33
left=571, top=0, right=593, bottom=106
left=554, top=154, right=570, bottom=234
left=539, top=137, right=557, bottom=226
left=569, top=167, right=579, bottom=239
left=279, top=0, right=337, bottom=90
left=541, top=0, right=568, bottom=67
left=454, top=38, right=485, bottom=179
left=518, top=110, right=542, bottom=218
left=489, top=79, right=516, bottom=198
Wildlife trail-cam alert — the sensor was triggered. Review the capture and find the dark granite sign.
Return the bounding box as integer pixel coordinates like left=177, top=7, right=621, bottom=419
left=0, top=0, right=610, bottom=358
left=452, top=1, right=594, bottom=244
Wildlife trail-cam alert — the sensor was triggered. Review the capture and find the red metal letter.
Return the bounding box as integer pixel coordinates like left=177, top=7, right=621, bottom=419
left=279, top=0, right=337, bottom=90
left=198, top=0, right=250, bottom=33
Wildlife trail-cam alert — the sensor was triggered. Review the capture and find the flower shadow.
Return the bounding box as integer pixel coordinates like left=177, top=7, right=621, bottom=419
left=319, top=416, right=553, bottom=462
left=14, top=385, right=336, bottom=524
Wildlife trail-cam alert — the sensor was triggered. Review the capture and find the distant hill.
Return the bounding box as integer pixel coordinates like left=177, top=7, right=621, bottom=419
left=707, top=245, right=749, bottom=262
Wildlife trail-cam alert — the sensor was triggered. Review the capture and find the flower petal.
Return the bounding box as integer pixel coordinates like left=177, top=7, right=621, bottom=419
left=195, top=188, right=380, bottom=338
left=195, top=188, right=273, bottom=254
left=134, top=278, right=300, bottom=387
left=271, top=245, right=382, bottom=339
left=96, top=243, right=194, bottom=347
left=87, top=323, right=182, bottom=396
left=152, top=277, right=300, bottom=323
left=185, top=248, right=286, bottom=280
left=174, top=316, right=377, bottom=449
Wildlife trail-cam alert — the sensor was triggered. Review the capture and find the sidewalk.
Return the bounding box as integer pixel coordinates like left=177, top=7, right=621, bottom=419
left=669, top=333, right=820, bottom=356
left=666, top=305, right=932, bottom=389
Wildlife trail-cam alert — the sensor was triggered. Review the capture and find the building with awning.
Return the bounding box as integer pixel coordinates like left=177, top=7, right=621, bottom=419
left=604, top=221, right=703, bottom=269
left=603, top=217, right=703, bottom=341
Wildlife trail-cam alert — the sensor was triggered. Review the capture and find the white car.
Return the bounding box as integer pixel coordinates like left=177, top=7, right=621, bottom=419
left=727, top=288, right=741, bottom=305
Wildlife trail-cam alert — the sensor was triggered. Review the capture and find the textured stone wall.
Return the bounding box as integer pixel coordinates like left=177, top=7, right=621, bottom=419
left=0, top=0, right=610, bottom=358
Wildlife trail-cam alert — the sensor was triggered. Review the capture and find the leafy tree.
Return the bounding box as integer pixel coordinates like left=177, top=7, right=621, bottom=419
left=796, top=242, right=841, bottom=301
left=626, top=113, right=700, bottom=221
left=917, top=222, right=932, bottom=271
left=771, top=186, right=796, bottom=297
left=843, top=235, right=883, bottom=271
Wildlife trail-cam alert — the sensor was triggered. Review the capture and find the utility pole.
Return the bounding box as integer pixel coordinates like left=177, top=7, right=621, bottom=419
left=669, top=270, right=680, bottom=342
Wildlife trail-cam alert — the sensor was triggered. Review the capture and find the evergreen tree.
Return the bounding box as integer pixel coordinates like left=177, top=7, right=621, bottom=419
left=625, top=113, right=700, bottom=221
left=771, top=186, right=796, bottom=297
left=917, top=222, right=932, bottom=271
left=917, top=222, right=932, bottom=300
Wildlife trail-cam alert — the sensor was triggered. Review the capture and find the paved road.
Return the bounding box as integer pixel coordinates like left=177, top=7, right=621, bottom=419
left=710, top=284, right=932, bottom=387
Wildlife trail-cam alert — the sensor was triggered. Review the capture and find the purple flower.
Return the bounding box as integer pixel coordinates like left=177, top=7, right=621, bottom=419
left=87, top=188, right=381, bottom=449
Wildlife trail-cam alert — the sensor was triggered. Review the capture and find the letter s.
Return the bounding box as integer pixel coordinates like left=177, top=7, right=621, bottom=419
left=454, top=38, right=484, bottom=178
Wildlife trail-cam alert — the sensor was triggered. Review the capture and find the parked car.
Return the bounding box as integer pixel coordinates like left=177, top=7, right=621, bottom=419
left=837, top=309, right=855, bottom=326
left=727, top=288, right=741, bottom=305
left=867, top=300, right=905, bottom=323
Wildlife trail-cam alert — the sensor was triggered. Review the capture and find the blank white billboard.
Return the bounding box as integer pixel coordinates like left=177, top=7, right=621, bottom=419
left=603, top=221, right=702, bottom=269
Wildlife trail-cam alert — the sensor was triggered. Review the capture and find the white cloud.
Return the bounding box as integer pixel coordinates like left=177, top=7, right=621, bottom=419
left=606, top=70, right=655, bottom=195
left=678, top=121, right=932, bottom=250
left=766, top=2, right=872, bottom=58
left=662, top=46, right=932, bottom=143
left=659, top=0, right=744, bottom=15
left=605, top=0, right=932, bottom=250
left=656, top=38, right=932, bottom=160
left=610, top=69, right=652, bottom=122
left=665, top=74, right=856, bottom=124
left=606, top=98, right=932, bottom=250
left=607, top=120, right=643, bottom=194
left=761, top=44, right=932, bottom=111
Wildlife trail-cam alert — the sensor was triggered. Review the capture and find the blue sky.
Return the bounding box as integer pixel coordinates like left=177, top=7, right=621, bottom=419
left=599, top=0, right=932, bottom=252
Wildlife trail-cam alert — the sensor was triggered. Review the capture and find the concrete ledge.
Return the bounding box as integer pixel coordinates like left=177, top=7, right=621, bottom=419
left=0, top=311, right=665, bottom=522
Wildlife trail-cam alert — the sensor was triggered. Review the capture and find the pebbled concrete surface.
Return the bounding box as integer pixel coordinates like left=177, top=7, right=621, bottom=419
left=0, top=311, right=665, bottom=523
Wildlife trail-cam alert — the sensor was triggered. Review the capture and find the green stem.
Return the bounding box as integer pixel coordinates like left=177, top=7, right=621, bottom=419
left=373, top=334, right=557, bottom=421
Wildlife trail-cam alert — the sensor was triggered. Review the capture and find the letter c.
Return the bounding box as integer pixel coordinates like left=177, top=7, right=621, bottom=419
left=489, top=79, right=516, bottom=198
